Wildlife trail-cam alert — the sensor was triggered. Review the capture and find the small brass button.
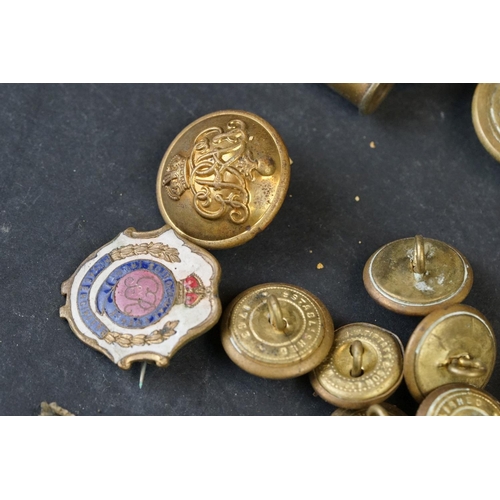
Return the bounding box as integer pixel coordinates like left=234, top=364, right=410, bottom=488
left=331, top=402, right=407, bottom=416
left=472, top=83, right=500, bottom=163
left=221, top=283, right=334, bottom=379
left=156, top=110, right=291, bottom=249
left=417, top=384, right=500, bottom=416
left=363, top=235, right=473, bottom=316
left=310, top=323, right=404, bottom=409
left=327, top=83, right=394, bottom=114
left=404, top=305, right=496, bottom=402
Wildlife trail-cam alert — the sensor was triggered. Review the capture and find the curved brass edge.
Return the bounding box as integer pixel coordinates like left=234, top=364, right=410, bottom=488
left=156, top=109, right=291, bottom=250
left=359, top=84, right=394, bottom=115
left=404, top=304, right=496, bottom=403
left=118, top=352, right=170, bottom=370
left=123, top=225, right=172, bottom=239
left=60, top=225, right=223, bottom=369
left=310, top=323, right=404, bottom=409
left=472, top=84, right=500, bottom=164
left=362, top=237, right=474, bottom=316
left=220, top=283, right=334, bottom=380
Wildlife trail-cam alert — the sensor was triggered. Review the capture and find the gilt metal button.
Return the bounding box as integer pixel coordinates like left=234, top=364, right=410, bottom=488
left=310, top=323, right=404, bottom=409
left=156, top=110, right=291, bottom=249
left=472, top=83, right=500, bottom=163
left=221, top=283, right=334, bottom=379
left=417, top=384, right=500, bottom=416
left=331, top=402, right=406, bottom=416
left=327, top=83, right=394, bottom=114
left=404, top=305, right=496, bottom=403
left=363, top=235, right=473, bottom=316
left=60, top=226, right=221, bottom=369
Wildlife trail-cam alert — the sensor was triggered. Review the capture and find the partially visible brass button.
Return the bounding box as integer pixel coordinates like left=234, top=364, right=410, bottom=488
left=310, top=323, right=404, bottom=409
left=363, top=235, right=473, bottom=316
left=156, top=110, right=291, bottom=249
left=417, top=384, right=500, bottom=416
left=404, top=304, right=496, bottom=402
left=472, top=83, right=500, bottom=163
left=331, top=402, right=407, bottom=416
left=326, top=83, right=394, bottom=114
left=221, top=283, right=334, bottom=379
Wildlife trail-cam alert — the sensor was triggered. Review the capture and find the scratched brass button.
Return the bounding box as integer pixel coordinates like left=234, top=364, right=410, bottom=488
left=156, top=110, right=291, bottom=249
left=310, top=323, right=404, bottom=409
left=404, top=305, right=496, bottom=403
left=327, top=83, right=394, bottom=114
left=221, top=283, right=334, bottom=379
left=417, top=384, right=500, bottom=416
left=472, top=83, right=500, bottom=163
left=331, top=402, right=407, bottom=416
left=363, top=235, right=473, bottom=316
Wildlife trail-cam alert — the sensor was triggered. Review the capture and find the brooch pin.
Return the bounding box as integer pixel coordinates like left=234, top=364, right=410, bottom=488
left=60, top=226, right=221, bottom=380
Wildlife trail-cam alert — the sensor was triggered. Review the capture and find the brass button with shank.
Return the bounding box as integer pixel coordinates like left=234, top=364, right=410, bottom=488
left=310, top=323, right=404, bottom=409
left=363, top=235, right=473, bottom=315
left=417, top=383, right=500, bottom=416
left=331, top=402, right=407, bottom=416
left=221, top=283, right=334, bottom=379
left=156, top=110, right=291, bottom=249
left=472, top=83, right=500, bottom=164
left=404, top=304, right=496, bottom=402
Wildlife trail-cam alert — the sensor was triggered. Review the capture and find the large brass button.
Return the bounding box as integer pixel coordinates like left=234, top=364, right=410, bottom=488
left=327, top=83, right=394, bottom=114
left=331, top=402, right=406, bottom=416
left=310, top=323, right=404, bottom=409
left=417, top=384, right=500, bottom=416
left=472, top=83, right=500, bottom=163
left=221, top=283, right=334, bottom=379
left=156, top=110, right=291, bottom=249
left=363, top=235, right=473, bottom=315
left=404, top=304, right=496, bottom=402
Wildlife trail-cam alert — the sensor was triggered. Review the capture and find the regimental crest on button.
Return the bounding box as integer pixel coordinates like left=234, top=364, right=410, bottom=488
left=60, top=226, right=221, bottom=369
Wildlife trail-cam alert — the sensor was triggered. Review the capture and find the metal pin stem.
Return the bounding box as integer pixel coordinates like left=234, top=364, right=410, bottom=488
left=139, top=362, right=147, bottom=389
left=412, top=235, right=426, bottom=275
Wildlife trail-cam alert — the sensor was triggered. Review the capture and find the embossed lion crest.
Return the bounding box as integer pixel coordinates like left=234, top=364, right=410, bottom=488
left=162, top=119, right=275, bottom=224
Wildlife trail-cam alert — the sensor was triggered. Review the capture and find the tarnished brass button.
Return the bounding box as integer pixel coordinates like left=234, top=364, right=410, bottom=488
left=156, top=110, right=291, bottom=249
left=331, top=402, right=407, bottom=416
left=327, top=83, right=394, bottom=114
left=60, top=226, right=222, bottom=369
left=417, top=384, right=500, bottom=416
left=404, top=305, right=496, bottom=402
left=472, top=83, right=500, bottom=163
left=221, top=283, right=334, bottom=379
left=310, top=323, right=404, bottom=409
left=363, top=235, right=473, bottom=316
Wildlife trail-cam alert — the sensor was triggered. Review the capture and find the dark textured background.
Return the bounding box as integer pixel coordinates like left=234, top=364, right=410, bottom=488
left=1, top=83, right=499, bottom=416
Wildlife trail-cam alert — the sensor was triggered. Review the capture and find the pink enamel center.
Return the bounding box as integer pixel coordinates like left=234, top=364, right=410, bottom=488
left=114, top=270, right=164, bottom=317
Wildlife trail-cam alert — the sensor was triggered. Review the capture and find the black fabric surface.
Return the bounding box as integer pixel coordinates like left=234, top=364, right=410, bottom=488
left=1, top=83, right=499, bottom=416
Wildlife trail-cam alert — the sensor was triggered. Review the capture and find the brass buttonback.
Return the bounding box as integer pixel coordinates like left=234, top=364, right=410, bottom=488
left=156, top=110, right=291, bottom=249
left=331, top=402, right=407, bottom=416
left=417, top=384, right=500, bottom=416
left=221, top=283, right=334, bottom=379
left=404, top=304, right=496, bottom=403
left=326, top=83, right=394, bottom=114
left=363, top=235, right=473, bottom=316
left=472, top=83, right=500, bottom=163
left=310, top=323, right=404, bottom=409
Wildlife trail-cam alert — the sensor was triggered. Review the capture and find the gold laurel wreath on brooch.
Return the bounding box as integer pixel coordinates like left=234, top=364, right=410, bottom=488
left=102, top=242, right=181, bottom=347
left=103, top=321, right=179, bottom=348
left=110, top=242, right=181, bottom=263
